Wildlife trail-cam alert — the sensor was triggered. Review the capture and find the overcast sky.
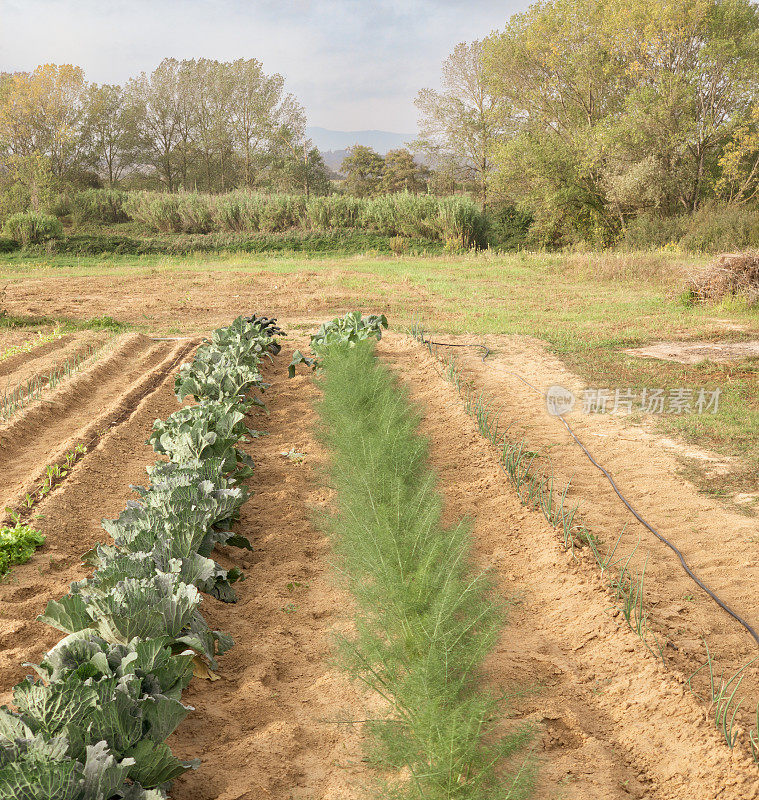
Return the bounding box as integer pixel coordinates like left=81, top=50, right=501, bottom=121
left=1, top=0, right=529, bottom=132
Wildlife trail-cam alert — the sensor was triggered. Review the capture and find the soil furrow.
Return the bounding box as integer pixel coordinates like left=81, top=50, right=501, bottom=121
left=0, top=334, right=195, bottom=517
left=380, top=333, right=759, bottom=800
left=0, top=330, right=111, bottom=393
left=168, top=339, right=370, bottom=800
left=0, top=337, right=194, bottom=693
left=425, top=334, right=759, bottom=710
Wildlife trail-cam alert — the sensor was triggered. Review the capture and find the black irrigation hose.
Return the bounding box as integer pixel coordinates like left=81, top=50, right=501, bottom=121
left=421, top=339, right=491, bottom=361
left=424, top=338, right=759, bottom=649
left=556, top=415, right=759, bottom=648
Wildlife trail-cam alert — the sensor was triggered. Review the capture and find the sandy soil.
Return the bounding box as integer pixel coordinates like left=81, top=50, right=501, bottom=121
left=0, top=336, right=195, bottom=690
left=379, top=334, right=759, bottom=799
left=0, top=335, right=372, bottom=800
left=625, top=339, right=759, bottom=363
left=0, top=330, right=111, bottom=389
left=409, top=335, right=759, bottom=743
left=169, top=338, right=370, bottom=800
left=0, top=333, right=195, bottom=521
left=1, top=271, right=758, bottom=797
left=1, top=269, right=423, bottom=335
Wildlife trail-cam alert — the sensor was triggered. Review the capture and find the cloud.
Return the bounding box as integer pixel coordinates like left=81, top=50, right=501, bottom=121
left=0, top=0, right=529, bottom=131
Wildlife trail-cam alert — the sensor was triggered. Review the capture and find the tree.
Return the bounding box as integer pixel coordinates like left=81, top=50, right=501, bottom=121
left=484, top=0, right=625, bottom=242
left=228, top=59, right=305, bottom=189
left=341, top=145, right=385, bottom=197
left=414, top=41, right=508, bottom=206
left=127, top=60, right=181, bottom=191
left=0, top=64, right=89, bottom=181
left=483, top=0, right=759, bottom=243
left=381, top=149, right=429, bottom=194
left=274, top=144, right=331, bottom=196
left=84, top=84, right=138, bottom=186
left=718, top=106, right=759, bottom=205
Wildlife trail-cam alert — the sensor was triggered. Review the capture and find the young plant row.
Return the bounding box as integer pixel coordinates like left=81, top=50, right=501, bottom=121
left=415, top=329, right=759, bottom=764
left=0, top=315, right=282, bottom=799
left=307, top=320, right=532, bottom=800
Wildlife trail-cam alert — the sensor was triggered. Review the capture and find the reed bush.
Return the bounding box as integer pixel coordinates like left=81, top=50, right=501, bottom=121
left=121, top=190, right=488, bottom=246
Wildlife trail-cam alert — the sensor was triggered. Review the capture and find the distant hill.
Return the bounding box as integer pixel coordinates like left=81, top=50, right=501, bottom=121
left=320, top=149, right=350, bottom=174
left=306, top=127, right=413, bottom=155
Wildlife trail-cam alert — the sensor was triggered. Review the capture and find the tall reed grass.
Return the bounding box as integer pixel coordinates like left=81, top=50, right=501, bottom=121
left=121, top=190, right=488, bottom=247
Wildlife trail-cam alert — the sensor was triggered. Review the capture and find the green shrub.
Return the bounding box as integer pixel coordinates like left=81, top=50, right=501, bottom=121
left=2, top=211, right=63, bottom=245
left=679, top=203, right=759, bottom=252
left=0, top=237, right=18, bottom=253
left=487, top=204, right=533, bottom=250
left=621, top=212, right=689, bottom=250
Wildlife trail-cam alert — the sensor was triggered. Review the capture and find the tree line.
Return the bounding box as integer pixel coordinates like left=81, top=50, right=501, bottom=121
left=414, top=0, right=759, bottom=246
left=0, top=58, right=332, bottom=209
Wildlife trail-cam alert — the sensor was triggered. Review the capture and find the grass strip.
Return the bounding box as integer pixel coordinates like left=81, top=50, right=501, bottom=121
left=316, top=339, right=533, bottom=800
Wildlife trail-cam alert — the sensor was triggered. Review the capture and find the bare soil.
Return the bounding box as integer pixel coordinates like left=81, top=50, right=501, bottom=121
left=0, top=333, right=195, bottom=521
left=169, top=337, right=370, bottom=800
left=625, top=339, right=759, bottom=363
left=0, top=334, right=372, bottom=800
left=379, top=334, right=759, bottom=799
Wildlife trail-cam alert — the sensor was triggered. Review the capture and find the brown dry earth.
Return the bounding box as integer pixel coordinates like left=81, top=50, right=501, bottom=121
left=379, top=333, right=759, bottom=800
left=0, top=330, right=107, bottom=384
left=0, top=333, right=194, bottom=521
left=1, top=278, right=758, bottom=798
left=2, top=269, right=423, bottom=334
left=0, top=335, right=195, bottom=691
left=417, top=335, right=759, bottom=710
left=169, top=338, right=370, bottom=800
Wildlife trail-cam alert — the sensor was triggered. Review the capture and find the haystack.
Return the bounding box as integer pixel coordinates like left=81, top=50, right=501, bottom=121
left=689, top=251, right=759, bottom=305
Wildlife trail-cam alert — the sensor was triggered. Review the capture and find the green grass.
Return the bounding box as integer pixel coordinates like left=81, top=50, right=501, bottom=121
left=317, top=339, right=533, bottom=800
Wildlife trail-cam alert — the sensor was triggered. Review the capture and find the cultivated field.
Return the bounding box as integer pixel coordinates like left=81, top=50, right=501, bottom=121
left=0, top=249, right=757, bottom=799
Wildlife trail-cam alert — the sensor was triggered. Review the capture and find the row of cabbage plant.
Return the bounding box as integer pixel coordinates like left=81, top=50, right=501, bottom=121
left=0, top=315, right=284, bottom=800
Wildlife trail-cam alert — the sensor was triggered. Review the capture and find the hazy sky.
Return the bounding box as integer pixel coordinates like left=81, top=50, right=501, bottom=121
left=1, top=0, right=529, bottom=132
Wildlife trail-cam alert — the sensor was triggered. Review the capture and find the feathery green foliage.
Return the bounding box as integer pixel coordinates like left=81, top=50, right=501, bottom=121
left=317, top=339, right=533, bottom=800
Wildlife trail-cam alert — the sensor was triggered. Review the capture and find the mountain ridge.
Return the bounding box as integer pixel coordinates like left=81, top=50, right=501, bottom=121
left=306, top=126, right=414, bottom=154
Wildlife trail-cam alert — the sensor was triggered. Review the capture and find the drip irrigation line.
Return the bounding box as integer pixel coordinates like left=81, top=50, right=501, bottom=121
left=555, top=414, right=759, bottom=648
left=424, top=337, right=759, bottom=649
left=422, top=339, right=490, bottom=361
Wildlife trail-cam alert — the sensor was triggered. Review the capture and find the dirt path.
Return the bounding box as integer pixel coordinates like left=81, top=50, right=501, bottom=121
left=0, top=333, right=194, bottom=517
left=168, top=338, right=369, bottom=800
left=379, top=334, right=759, bottom=800
left=0, top=337, right=195, bottom=692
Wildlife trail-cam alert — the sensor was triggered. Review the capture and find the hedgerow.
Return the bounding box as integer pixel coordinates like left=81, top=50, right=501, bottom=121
left=0, top=314, right=284, bottom=799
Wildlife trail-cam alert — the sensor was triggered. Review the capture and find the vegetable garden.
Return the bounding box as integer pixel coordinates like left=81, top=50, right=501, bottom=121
left=0, top=315, right=282, bottom=798
left=1, top=304, right=758, bottom=800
